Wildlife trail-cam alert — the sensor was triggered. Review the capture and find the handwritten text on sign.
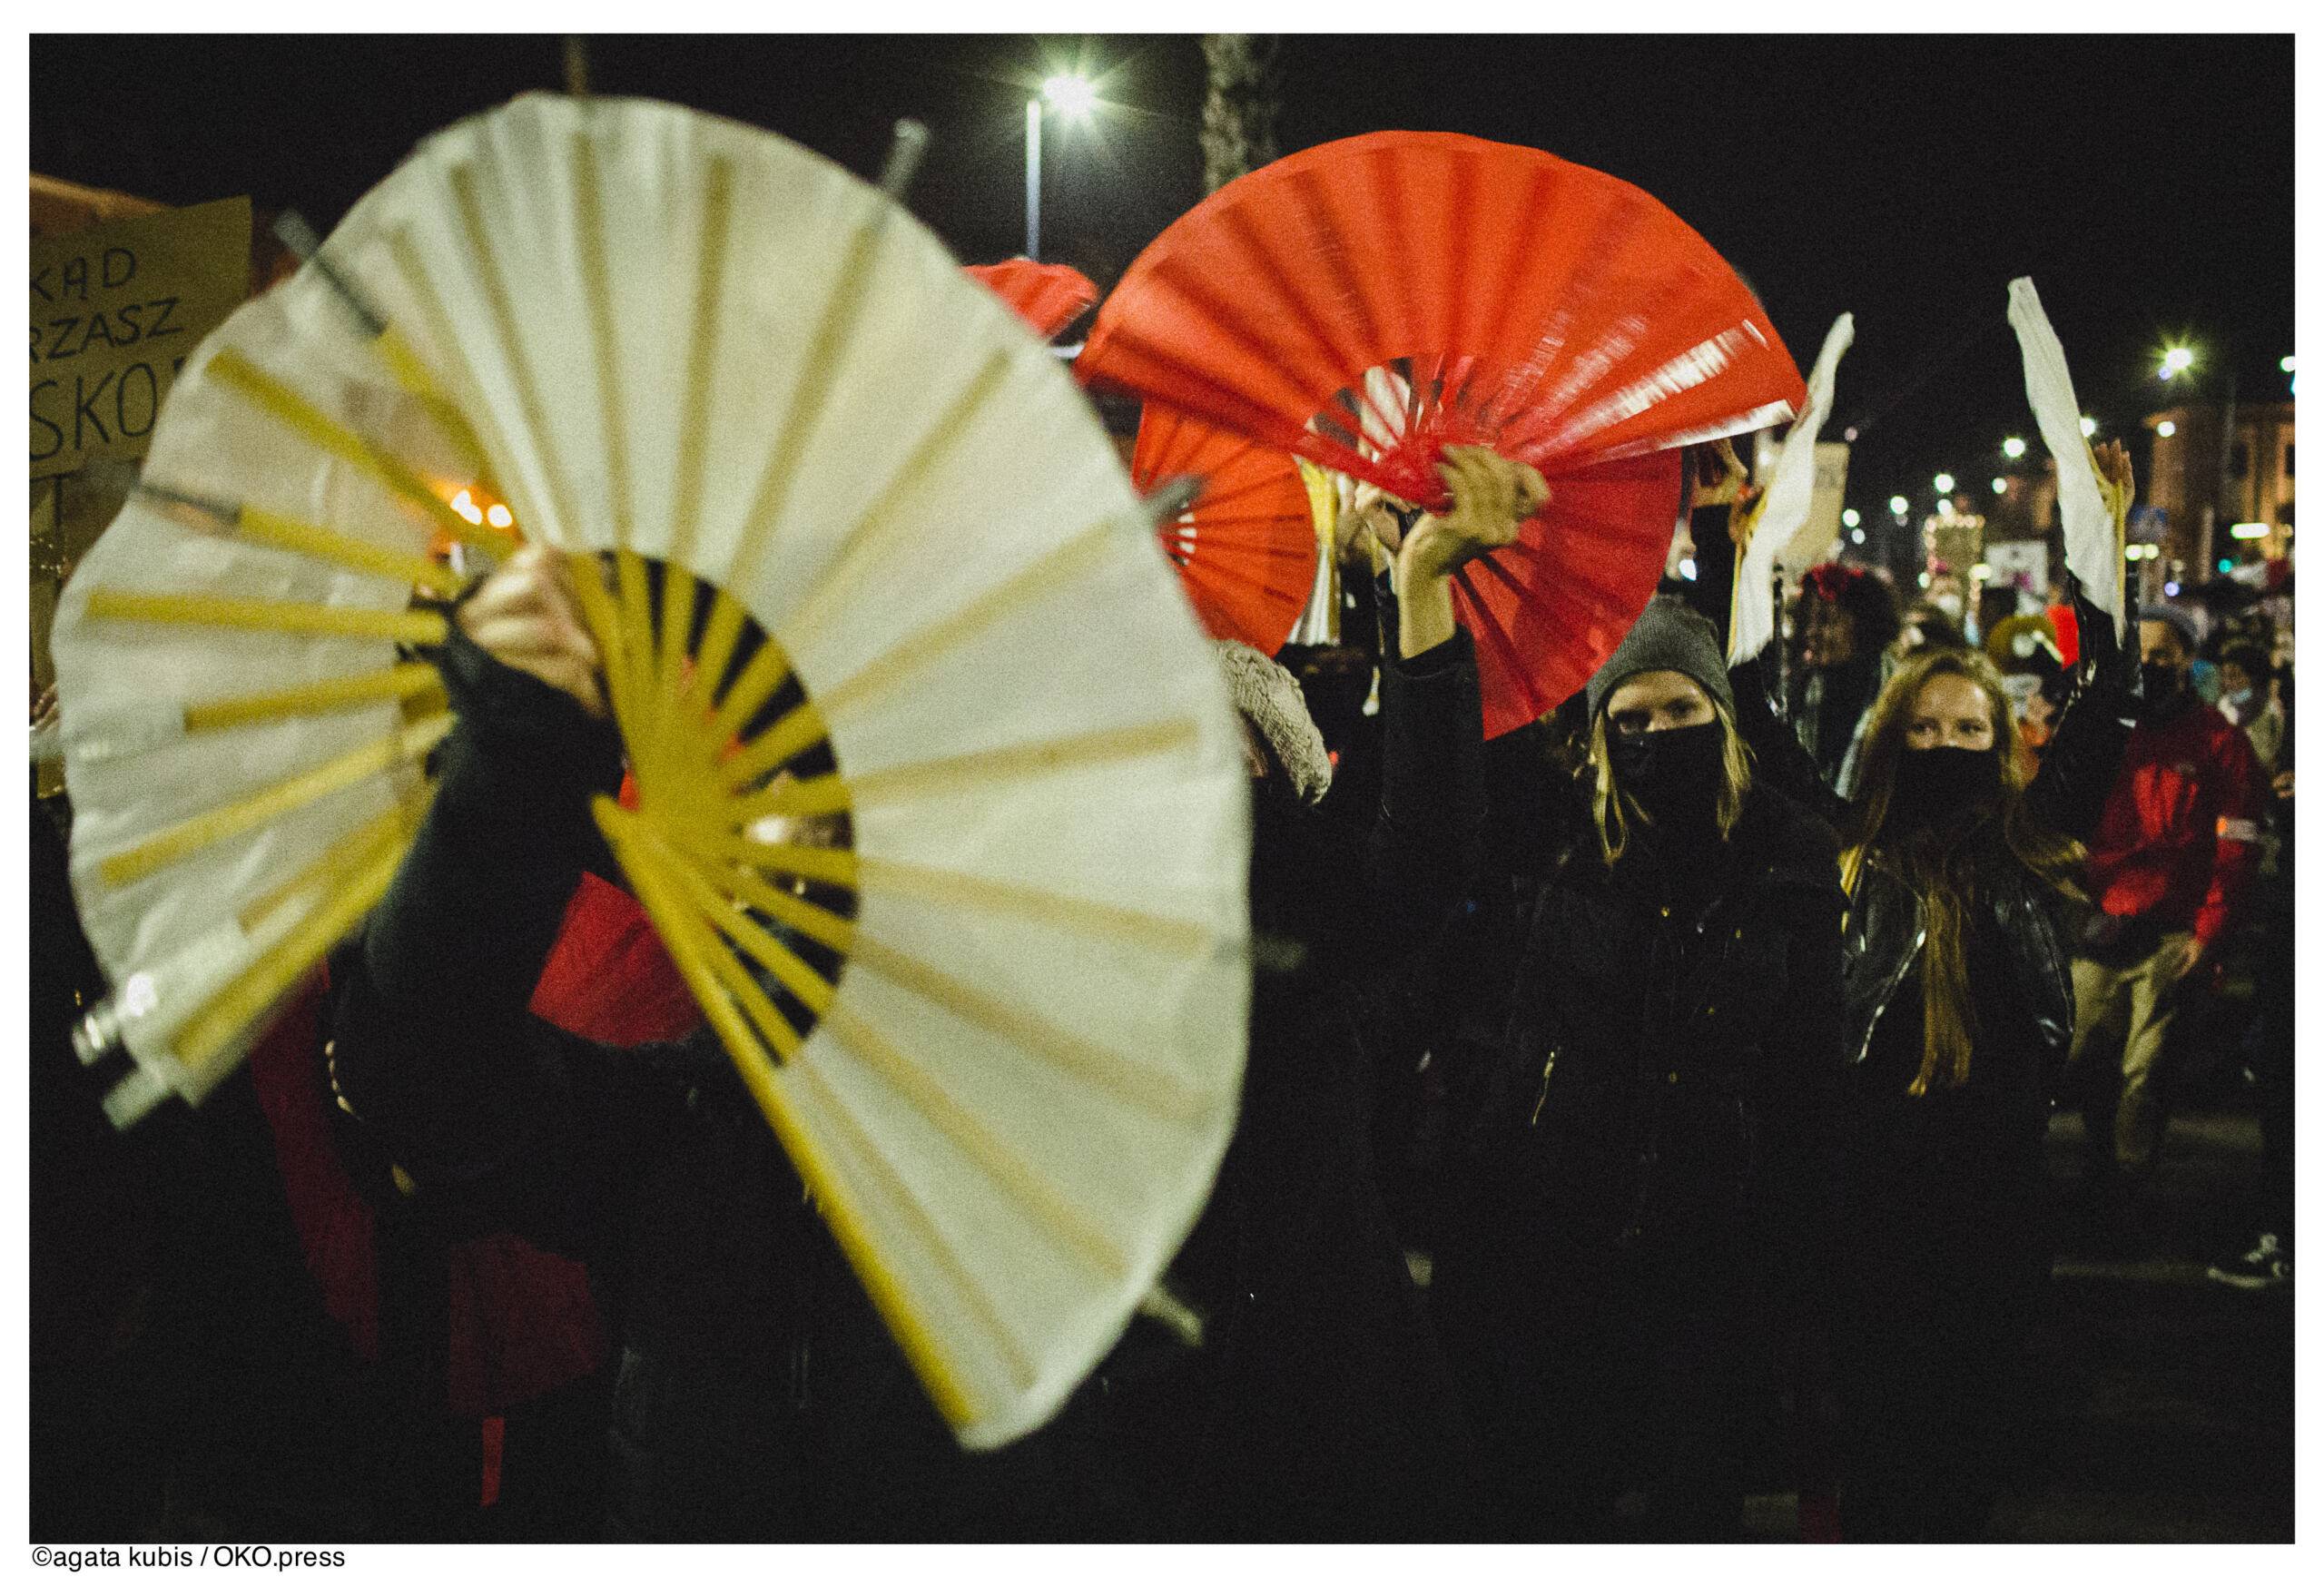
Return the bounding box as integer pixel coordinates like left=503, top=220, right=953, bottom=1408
left=30, top=195, right=251, bottom=478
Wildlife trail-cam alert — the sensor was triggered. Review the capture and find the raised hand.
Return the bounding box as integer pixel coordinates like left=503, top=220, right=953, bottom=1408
left=455, top=544, right=607, bottom=718
left=1393, top=446, right=1549, bottom=658
left=2092, top=437, right=2135, bottom=533
left=1401, top=446, right=1550, bottom=583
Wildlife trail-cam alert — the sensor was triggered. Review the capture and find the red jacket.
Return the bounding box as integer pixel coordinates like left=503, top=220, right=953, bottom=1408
left=2083, top=697, right=2266, bottom=951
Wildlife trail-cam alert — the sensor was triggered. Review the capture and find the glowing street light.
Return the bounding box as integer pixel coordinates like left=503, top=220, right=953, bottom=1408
left=1933, top=472, right=1955, bottom=495
left=1841, top=508, right=1861, bottom=528
left=2002, top=436, right=2027, bottom=459
left=2157, top=420, right=2177, bottom=438
left=1992, top=477, right=2008, bottom=496
left=2283, top=356, right=2297, bottom=374
left=2159, top=346, right=2196, bottom=379
left=1026, top=74, right=1098, bottom=260
left=2080, top=416, right=2097, bottom=438
left=1042, top=74, right=1098, bottom=116
left=1889, top=495, right=1909, bottom=517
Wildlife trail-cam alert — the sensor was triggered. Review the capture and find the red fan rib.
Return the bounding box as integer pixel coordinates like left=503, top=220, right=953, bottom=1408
left=1132, top=404, right=1319, bottom=657
left=1080, top=131, right=1799, bottom=734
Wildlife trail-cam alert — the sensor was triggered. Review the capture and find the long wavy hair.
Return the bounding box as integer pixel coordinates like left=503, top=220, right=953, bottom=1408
left=1586, top=696, right=1755, bottom=867
left=1842, top=649, right=2083, bottom=1096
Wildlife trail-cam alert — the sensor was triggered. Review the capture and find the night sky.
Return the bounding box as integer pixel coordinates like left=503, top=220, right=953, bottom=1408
left=30, top=33, right=2296, bottom=538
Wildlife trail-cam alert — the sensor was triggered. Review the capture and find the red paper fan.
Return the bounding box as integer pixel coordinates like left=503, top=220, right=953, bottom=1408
left=1079, top=132, right=1801, bottom=733
left=1134, top=404, right=1320, bottom=656
left=964, top=258, right=1099, bottom=340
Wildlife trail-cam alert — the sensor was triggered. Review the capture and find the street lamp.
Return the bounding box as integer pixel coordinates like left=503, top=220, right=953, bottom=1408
left=1841, top=508, right=1860, bottom=528
left=2002, top=436, right=2027, bottom=459
left=2160, top=346, right=2196, bottom=380
left=1889, top=495, right=1909, bottom=517
left=2079, top=416, right=2097, bottom=438
left=1991, top=477, right=2007, bottom=495
left=2157, top=420, right=2177, bottom=438
left=1026, top=74, right=1097, bottom=261
left=1934, top=472, right=1955, bottom=495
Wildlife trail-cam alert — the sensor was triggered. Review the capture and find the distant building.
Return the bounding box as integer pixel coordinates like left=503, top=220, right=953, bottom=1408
left=2144, top=400, right=2295, bottom=571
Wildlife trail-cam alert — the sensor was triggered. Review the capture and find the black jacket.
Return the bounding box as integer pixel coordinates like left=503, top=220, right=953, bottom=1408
left=1370, top=627, right=1847, bottom=1282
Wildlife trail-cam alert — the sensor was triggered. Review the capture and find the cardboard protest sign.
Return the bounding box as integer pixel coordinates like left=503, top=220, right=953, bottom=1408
left=30, top=195, right=251, bottom=478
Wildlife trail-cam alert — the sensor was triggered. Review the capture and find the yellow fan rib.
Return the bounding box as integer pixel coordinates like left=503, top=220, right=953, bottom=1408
left=231, top=506, right=464, bottom=596
left=809, top=517, right=1114, bottom=722
left=447, top=163, right=584, bottom=538
left=383, top=226, right=528, bottom=515
left=174, top=822, right=415, bottom=1072
left=839, top=718, right=1201, bottom=811
left=854, top=854, right=1213, bottom=959
left=773, top=348, right=1015, bottom=658
left=703, top=619, right=795, bottom=753
left=682, top=848, right=856, bottom=956
left=596, top=800, right=982, bottom=1429
left=239, top=792, right=433, bottom=936
left=822, top=998, right=1129, bottom=1280
left=202, top=348, right=505, bottom=558
left=848, top=934, right=1214, bottom=1123
left=183, top=663, right=445, bottom=734
left=100, top=713, right=450, bottom=889
left=783, top=1047, right=1040, bottom=1393
left=716, top=699, right=834, bottom=801
left=87, top=591, right=448, bottom=646
left=695, top=833, right=860, bottom=890
left=660, top=852, right=839, bottom=1020
left=370, top=328, right=506, bottom=499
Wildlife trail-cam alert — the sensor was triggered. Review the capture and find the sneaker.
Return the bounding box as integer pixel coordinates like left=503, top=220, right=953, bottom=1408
left=2207, top=1233, right=2291, bottom=1291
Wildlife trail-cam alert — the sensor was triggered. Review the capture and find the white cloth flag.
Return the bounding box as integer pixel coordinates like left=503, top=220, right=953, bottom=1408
left=2007, top=277, right=2122, bottom=636
left=1729, top=312, right=1853, bottom=663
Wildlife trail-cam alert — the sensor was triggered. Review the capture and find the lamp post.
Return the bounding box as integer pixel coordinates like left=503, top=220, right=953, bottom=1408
left=1027, top=74, right=1096, bottom=261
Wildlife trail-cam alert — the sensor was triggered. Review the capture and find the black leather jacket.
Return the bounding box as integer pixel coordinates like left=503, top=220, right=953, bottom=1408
left=1838, top=855, right=2075, bottom=1077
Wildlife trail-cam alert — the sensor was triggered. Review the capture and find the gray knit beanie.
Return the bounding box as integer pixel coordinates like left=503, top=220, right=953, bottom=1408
left=1216, top=640, right=1333, bottom=805
left=1585, top=596, right=1736, bottom=721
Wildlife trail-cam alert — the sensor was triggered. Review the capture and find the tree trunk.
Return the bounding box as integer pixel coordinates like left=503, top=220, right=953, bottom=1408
left=1200, top=34, right=1282, bottom=193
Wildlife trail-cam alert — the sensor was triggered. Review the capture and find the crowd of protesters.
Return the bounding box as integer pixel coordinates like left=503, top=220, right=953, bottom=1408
left=29, top=415, right=2295, bottom=1543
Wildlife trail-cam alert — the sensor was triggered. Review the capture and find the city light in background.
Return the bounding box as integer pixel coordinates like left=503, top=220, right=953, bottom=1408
left=2002, top=436, right=2027, bottom=458
left=2158, top=420, right=2177, bottom=437
left=1041, top=74, right=1097, bottom=116
left=1992, top=477, right=2007, bottom=495
left=2159, top=345, right=2195, bottom=379
left=2080, top=416, right=2097, bottom=437
left=1842, top=508, right=1861, bottom=527
left=1889, top=495, right=1909, bottom=516
left=1934, top=472, right=1955, bottom=494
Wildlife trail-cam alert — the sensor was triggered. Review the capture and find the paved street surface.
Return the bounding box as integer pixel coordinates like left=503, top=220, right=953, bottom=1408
left=1742, top=1099, right=2293, bottom=1543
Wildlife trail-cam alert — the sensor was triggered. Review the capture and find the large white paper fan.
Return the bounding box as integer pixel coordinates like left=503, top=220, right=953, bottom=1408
left=51, top=94, right=1251, bottom=1452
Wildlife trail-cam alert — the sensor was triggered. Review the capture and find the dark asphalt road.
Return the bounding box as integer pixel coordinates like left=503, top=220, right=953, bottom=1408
left=1739, top=1099, right=2294, bottom=1543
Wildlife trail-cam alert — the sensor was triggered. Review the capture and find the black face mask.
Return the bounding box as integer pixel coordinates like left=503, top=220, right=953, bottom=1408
left=1884, top=744, right=2002, bottom=835
left=1609, top=720, right=1725, bottom=827
left=2142, top=661, right=2188, bottom=708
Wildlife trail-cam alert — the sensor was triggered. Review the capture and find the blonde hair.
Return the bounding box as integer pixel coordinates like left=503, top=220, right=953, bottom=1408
left=1843, top=649, right=2083, bottom=1097
left=1586, top=696, right=1754, bottom=866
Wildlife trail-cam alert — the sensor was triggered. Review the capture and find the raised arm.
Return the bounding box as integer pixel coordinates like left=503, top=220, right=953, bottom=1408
left=2024, top=580, right=2136, bottom=845
left=1364, top=448, right=1546, bottom=935
left=328, top=547, right=691, bottom=1256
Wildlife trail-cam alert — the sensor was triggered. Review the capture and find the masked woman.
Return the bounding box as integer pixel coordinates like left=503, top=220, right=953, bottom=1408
left=1370, top=448, right=1846, bottom=1540
left=1728, top=578, right=2132, bottom=1540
